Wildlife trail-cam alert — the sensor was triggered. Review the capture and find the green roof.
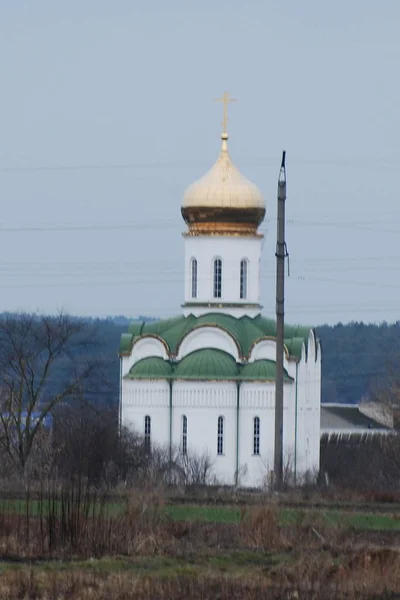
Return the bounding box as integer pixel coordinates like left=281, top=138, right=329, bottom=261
left=174, top=348, right=239, bottom=380
left=240, top=360, right=293, bottom=382
left=125, top=350, right=294, bottom=382
left=126, top=356, right=173, bottom=379
left=119, top=312, right=315, bottom=361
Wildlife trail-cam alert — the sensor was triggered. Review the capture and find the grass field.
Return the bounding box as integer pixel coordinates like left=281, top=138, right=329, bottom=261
left=166, top=504, right=400, bottom=530
left=2, top=497, right=400, bottom=531
left=0, top=493, right=399, bottom=598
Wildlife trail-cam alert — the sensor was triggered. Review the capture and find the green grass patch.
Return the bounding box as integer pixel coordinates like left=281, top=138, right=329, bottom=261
left=166, top=504, right=241, bottom=523
left=0, top=551, right=290, bottom=578
left=166, top=504, right=400, bottom=531
left=1, top=497, right=400, bottom=532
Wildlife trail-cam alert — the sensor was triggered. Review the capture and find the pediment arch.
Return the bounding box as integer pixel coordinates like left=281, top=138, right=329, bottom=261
left=123, top=335, right=169, bottom=376
left=176, top=325, right=241, bottom=362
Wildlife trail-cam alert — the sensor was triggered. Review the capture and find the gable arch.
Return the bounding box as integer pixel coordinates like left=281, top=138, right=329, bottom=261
left=123, top=334, right=169, bottom=376
left=249, top=336, right=290, bottom=363
left=176, top=325, right=241, bottom=362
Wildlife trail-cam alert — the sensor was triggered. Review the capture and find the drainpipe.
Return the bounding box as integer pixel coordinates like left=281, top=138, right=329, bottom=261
left=294, top=362, right=299, bottom=484
left=169, top=379, right=173, bottom=465
left=118, top=357, right=123, bottom=438
left=235, top=380, right=241, bottom=486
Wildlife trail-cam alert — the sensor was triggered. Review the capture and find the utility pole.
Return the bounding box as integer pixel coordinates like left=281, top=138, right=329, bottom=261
left=274, top=151, right=287, bottom=489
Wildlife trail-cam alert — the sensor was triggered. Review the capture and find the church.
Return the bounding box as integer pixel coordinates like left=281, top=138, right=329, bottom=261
left=119, top=97, right=321, bottom=487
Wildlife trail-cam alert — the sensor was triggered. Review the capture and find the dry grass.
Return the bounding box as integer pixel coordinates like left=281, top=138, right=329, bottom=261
left=0, top=487, right=399, bottom=598
left=0, top=561, right=399, bottom=600
left=239, top=504, right=288, bottom=551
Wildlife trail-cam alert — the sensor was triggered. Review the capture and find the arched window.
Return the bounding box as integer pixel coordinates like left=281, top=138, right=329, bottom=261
left=213, top=259, right=222, bottom=298
left=240, top=259, right=248, bottom=299
left=191, top=258, right=198, bottom=298
left=144, top=415, right=151, bottom=453
left=253, top=416, right=260, bottom=455
left=182, top=415, right=188, bottom=455
left=217, top=416, right=224, bottom=455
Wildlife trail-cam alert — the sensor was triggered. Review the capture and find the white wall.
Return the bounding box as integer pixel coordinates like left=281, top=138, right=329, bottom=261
left=172, top=381, right=238, bottom=485
left=236, top=381, right=296, bottom=487
left=294, top=332, right=321, bottom=480
left=183, top=234, right=263, bottom=317
left=121, top=380, right=170, bottom=449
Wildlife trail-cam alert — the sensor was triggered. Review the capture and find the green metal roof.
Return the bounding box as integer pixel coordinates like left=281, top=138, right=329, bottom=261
left=124, top=351, right=295, bottom=383
left=119, top=312, right=315, bottom=361
left=240, top=360, right=293, bottom=382
left=126, top=356, right=173, bottom=379
left=174, top=348, right=239, bottom=380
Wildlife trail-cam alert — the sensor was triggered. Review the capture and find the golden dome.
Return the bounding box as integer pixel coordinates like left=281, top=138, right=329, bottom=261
left=181, top=133, right=265, bottom=236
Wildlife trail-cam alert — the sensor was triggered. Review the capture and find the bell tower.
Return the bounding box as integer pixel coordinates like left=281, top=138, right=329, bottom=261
left=181, top=93, right=266, bottom=318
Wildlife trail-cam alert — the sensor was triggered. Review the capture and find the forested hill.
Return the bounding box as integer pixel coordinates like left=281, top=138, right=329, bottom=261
left=97, top=317, right=400, bottom=405
left=317, top=321, right=400, bottom=403
left=9, top=314, right=395, bottom=406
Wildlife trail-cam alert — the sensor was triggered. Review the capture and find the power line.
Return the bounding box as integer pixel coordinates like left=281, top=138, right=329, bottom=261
left=1, top=156, right=400, bottom=174
left=1, top=218, right=400, bottom=235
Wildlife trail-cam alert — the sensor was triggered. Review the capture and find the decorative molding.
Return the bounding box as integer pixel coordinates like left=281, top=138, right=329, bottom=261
left=240, top=387, right=275, bottom=410
left=123, top=385, right=169, bottom=409
left=172, top=385, right=237, bottom=409
left=182, top=302, right=262, bottom=309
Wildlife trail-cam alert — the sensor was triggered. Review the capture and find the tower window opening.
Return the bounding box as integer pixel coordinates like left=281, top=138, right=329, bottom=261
left=240, top=259, right=247, bottom=299
left=182, top=415, right=188, bottom=455
left=217, top=416, right=224, bottom=455
left=144, top=415, right=151, bottom=453
left=213, top=259, right=222, bottom=298
left=191, top=258, right=198, bottom=298
left=253, top=416, right=260, bottom=455
left=240, top=259, right=248, bottom=299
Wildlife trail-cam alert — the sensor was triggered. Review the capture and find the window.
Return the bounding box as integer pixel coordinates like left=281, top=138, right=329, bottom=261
left=144, top=415, right=151, bottom=453
left=253, top=416, right=260, bottom=455
left=217, top=416, right=224, bottom=455
left=213, top=259, right=222, bottom=298
left=240, top=259, right=248, bottom=299
left=191, top=258, right=198, bottom=298
left=182, top=415, right=188, bottom=455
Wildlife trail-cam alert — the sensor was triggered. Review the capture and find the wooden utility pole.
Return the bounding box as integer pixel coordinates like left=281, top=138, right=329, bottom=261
left=274, top=151, right=287, bottom=488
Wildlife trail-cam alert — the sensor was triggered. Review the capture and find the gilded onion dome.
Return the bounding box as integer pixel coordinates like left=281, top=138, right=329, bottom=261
left=182, top=132, right=266, bottom=236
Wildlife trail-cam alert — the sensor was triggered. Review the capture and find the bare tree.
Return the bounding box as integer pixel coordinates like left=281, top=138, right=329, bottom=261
left=174, top=450, right=216, bottom=487
left=0, top=312, right=103, bottom=474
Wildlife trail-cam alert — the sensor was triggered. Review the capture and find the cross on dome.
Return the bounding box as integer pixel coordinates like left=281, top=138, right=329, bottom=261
left=181, top=92, right=265, bottom=236
left=214, top=91, right=236, bottom=135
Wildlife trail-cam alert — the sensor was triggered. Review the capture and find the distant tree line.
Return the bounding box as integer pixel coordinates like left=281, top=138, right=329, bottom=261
left=1, top=312, right=400, bottom=419
left=318, top=321, right=400, bottom=403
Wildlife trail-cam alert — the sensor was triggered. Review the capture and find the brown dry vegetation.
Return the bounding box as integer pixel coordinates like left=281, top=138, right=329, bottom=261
left=0, top=492, right=399, bottom=599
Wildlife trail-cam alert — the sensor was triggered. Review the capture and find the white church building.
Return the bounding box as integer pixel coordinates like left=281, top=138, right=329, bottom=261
left=119, top=101, right=321, bottom=487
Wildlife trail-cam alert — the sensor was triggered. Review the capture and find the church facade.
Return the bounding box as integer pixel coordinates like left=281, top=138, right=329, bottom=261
left=119, top=105, right=321, bottom=487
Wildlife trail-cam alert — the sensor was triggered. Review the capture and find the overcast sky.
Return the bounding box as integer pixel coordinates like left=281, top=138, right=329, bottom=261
left=0, top=1, right=399, bottom=325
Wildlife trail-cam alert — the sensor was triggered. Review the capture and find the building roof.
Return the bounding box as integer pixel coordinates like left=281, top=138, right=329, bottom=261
left=174, top=348, right=238, bottom=380
left=181, top=132, right=265, bottom=236
left=119, top=312, right=315, bottom=361
left=125, top=349, right=293, bottom=382
left=241, top=360, right=293, bottom=382
left=182, top=134, right=264, bottom=212
left=127, top=356, right=173, bottom=379
left=321, top=404, right=389, bottom=432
